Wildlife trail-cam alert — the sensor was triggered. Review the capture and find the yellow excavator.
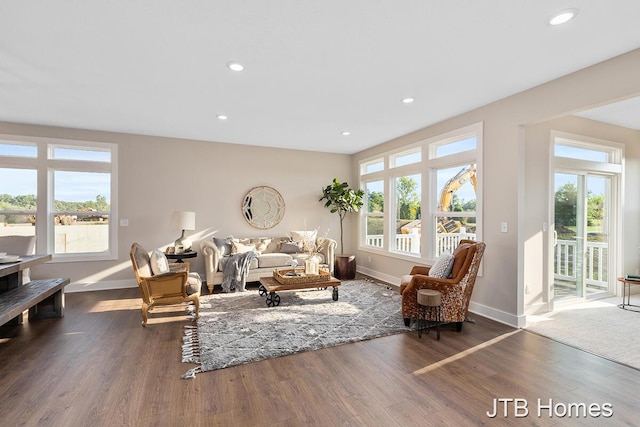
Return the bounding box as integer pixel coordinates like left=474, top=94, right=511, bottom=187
left=437, top=164, right=476, bottom=233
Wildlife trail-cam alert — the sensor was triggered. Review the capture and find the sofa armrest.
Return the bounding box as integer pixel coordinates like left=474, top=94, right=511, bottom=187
left=200, top=240, right=222, bottom=285
left=317, top=237, right=337, bottom=274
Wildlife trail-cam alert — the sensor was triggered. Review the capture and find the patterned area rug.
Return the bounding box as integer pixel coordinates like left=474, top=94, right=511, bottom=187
left=181, top=279, right=410, bottom=378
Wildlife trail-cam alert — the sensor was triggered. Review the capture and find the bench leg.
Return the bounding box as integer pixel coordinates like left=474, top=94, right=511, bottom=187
left=28, top=289, right=65, bottom=320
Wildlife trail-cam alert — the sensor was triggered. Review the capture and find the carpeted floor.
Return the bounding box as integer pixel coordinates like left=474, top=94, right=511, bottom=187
left=525, top=295, right=640, bottom=370
left=181, top=279, right=411, bottom=378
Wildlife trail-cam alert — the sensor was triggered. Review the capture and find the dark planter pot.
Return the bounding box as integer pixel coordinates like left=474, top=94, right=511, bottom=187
left=334, top=254, right=356, bottom=280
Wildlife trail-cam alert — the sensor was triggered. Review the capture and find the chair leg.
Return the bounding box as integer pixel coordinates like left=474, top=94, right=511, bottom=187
left=141, top=303, right=149, bottom=327
left=455, top=321, right=463, bottom=332
left=404, top=318, right=411, bottom=327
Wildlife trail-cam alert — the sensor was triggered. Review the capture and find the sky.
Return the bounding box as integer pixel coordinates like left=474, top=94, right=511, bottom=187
left=0, top=144, right=111, bottom=203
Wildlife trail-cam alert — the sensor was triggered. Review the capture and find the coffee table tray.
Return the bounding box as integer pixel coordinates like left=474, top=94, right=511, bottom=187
left=273, top=268, right=330, bottom=285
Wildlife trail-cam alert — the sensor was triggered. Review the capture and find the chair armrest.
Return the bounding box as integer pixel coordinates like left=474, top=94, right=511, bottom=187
left=410, top=265, right=431, bottom=276
left=169, top=261, right=190, bottom=273
left=402, top=274, right=458, bottom=295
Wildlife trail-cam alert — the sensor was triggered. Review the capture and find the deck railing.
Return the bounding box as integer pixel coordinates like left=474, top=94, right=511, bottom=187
left=554, top=239, right=608, bottom=289
left=365, top=232, right=476, bottom=256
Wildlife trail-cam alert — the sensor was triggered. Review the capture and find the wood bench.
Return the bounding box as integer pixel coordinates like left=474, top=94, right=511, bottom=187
left=0, top=278, right=70, bottom=326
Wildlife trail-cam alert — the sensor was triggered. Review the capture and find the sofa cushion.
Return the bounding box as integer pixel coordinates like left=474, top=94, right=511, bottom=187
left=428, top=252, right=454, bottom=278
left=258, top=253, right=293, bottom=268
left=292, top=252, right=326, bottom=265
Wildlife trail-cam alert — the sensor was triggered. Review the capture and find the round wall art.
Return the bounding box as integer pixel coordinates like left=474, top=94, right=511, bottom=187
left=242, top=186, right=285, bottom=229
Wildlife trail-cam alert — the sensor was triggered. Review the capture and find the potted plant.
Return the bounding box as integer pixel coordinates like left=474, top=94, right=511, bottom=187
left=320, top=178, right=364, bottom=279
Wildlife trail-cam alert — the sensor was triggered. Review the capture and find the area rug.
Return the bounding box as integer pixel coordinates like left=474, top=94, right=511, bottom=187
left=525, top=296, right=640, bottom=371
left=181, top=279, right=410, bottom=378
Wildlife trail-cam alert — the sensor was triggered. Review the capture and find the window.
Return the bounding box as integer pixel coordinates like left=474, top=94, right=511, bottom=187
left=0, top=168, right=37, bottom=240
left=0, top=136, right=117, bottom=261
left=359, top=122, right=482, bottom=260
left=364, top=180, right=384, bottom=248
left=394, top=174, right=421, bottom=254
left=434, top=164, right=477, bottom=256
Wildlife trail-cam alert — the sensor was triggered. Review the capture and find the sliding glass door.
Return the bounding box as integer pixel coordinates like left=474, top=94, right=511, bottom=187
left=553, top=172, right=612, bottom=301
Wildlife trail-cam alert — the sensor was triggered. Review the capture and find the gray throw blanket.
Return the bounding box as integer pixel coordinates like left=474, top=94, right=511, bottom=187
left=221, top=251, right=257, bottom=292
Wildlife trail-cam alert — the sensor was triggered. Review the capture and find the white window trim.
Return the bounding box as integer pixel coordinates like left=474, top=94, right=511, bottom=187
left=0, top=134, right=118, bottom=262
left=358, top=122, right=483, bottom=263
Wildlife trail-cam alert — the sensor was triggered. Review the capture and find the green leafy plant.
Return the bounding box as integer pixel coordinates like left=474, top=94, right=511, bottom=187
left=320, top=178, right=364, bottom=254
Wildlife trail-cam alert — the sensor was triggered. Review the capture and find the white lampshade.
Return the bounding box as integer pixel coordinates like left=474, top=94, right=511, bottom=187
left=172, top=211, right=196, bottom=251
left=172, top=211, right=196, bottom=231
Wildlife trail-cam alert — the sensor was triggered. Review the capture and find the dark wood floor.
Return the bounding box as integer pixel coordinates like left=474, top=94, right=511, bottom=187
left=1, top=286, right=638, bottom=426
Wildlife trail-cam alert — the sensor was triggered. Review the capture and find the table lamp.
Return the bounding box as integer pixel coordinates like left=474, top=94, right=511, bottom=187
left=172, top=211, right=196, bottom=252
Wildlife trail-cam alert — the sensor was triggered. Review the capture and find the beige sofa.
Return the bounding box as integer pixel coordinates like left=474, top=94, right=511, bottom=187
left=200, top=235, right=336, bottom=293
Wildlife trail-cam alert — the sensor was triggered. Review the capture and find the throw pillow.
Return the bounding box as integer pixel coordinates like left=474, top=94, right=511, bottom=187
left=428, top=252, right=455, bottom=279
left=213, top=236, right=233, bottom=256
left=150, top=249, right=170, bottom=275
left=290, top=230, right=318, bottom=252
left=280, top=241, right=302, bottom=253
left=231, top=241, right=256, bottom=254
left=254, top=238, right=272, bottom=254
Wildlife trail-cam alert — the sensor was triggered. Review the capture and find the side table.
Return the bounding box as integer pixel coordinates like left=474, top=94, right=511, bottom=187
left=617, top=277, right=640, bottom=312
left=166, top=250, right=197, bottom=263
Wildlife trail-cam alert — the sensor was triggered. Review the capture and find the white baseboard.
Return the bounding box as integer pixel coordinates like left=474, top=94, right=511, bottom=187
left=358, top=266, right=522, bottom=328
left=468, top=301, right=522, bottom=328
left=65, top=279, right=137, bottom=293
left=356, top=265, right=399, bottom=287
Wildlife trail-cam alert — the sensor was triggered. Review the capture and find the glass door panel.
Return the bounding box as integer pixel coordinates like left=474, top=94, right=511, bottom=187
left=554, top=173, right=584, bottom=300
left=585, top=175, right=610, bottom=296
left=553, top=173, right=611, bottom=301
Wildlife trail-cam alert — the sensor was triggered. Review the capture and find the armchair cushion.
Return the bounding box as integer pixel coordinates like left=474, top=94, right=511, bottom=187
left=150, top=249, right=170, bottom=275
left=428, top=252, right=454, bottom=278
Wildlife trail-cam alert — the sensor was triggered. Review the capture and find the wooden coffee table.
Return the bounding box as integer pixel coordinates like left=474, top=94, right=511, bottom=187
left=258, top=276, right=341, bottom=307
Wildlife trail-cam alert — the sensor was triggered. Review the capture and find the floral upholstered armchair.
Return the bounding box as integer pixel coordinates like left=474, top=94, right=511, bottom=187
left=400, top=239, right=485, bottom=332
left=130, top=243, right=200, bottom=327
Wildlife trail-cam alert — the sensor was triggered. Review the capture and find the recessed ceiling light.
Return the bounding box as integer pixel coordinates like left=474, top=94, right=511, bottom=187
left=217, top=115, right=228, bottom=120
left=547, top=8, right=578, bottom=26
left=402, top=97, right=414, bottom=104
left=341, top=131, right=351, bottom=136
left=226, top=61, right=244, bottom=71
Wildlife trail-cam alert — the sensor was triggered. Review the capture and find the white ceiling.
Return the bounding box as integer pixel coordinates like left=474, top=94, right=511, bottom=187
left=1, top=1, right=640, bottom=154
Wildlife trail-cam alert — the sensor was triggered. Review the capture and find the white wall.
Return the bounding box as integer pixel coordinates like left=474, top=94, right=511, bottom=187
left=0, top=122, right=352, bottom=291
left=3, top=48, right=640, bottom=325
left=353, top=48, right=640, bottom=327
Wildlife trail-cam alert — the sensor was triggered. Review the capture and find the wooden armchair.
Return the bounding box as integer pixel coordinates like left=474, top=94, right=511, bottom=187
left=129, top=243, right=200, bottom=327
left=400, top=240, right=485, bottom=332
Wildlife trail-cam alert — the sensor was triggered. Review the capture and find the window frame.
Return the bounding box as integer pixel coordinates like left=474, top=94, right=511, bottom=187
left=358, top=122, right=482, bottom=262
left=0, top=134, right=118, bottom=262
